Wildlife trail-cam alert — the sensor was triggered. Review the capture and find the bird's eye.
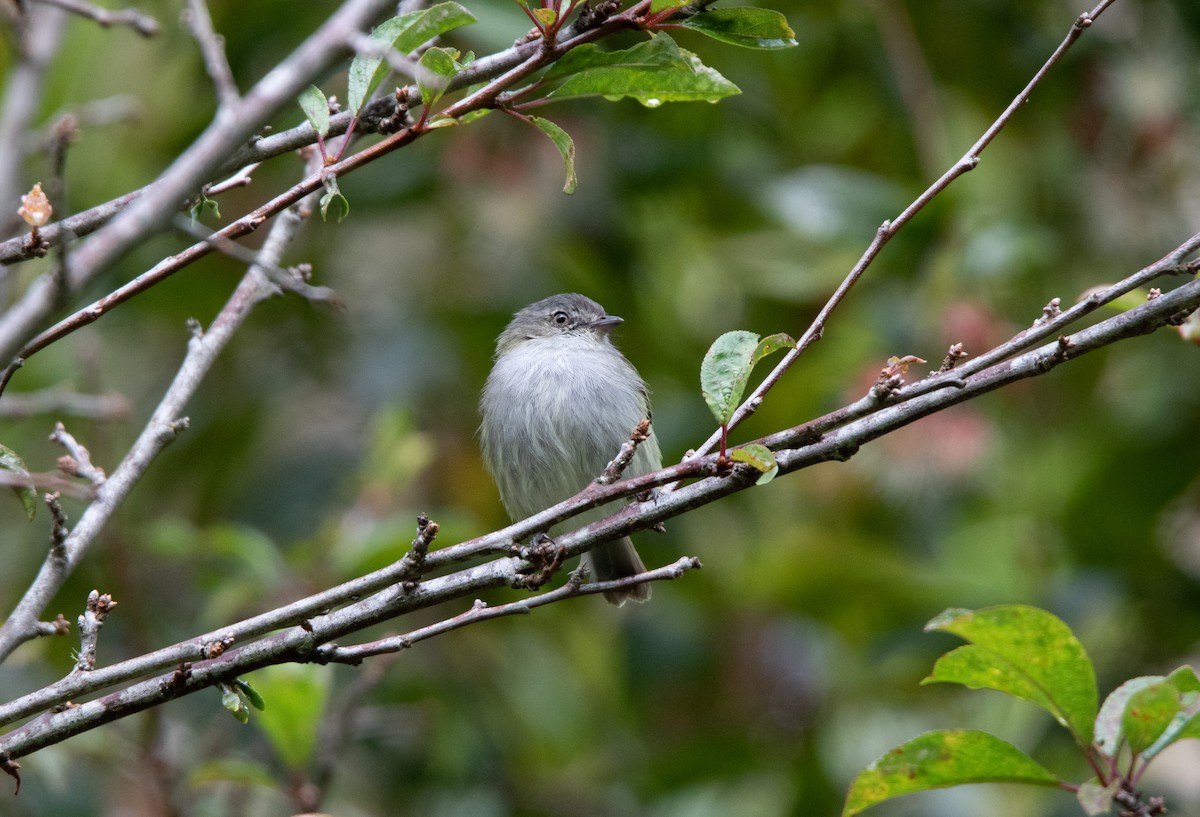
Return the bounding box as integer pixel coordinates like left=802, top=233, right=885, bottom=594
left=552, top=311, right=569, bottom=325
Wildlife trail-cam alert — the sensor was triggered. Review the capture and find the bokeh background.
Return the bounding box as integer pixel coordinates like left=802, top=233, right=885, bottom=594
left=3, top=0, right=1200, bottom=815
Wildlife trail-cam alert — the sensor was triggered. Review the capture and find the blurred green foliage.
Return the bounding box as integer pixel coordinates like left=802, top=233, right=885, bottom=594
left=2, top=1, right=1200, bottom=815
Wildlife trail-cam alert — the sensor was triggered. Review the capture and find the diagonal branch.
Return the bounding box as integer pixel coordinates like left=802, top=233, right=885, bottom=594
left=0, top=232, right=1195, bottom=750
left=685, top=0, right=1123, bottom=463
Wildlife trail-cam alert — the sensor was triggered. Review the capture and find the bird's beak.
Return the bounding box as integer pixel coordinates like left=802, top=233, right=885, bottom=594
left=587, top=314, right=623, bottom=332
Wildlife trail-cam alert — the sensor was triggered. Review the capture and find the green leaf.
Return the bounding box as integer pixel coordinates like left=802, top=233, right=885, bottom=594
left=221, top=684, right=250, bottom=724
left=751, top=332, right=797, bottom=365
left=700, top=330, right=795, bottom=425
left=528, top=115, right=577, bottom=194
left=235, top=678, right=266, bottom=712
left=842, top=730, right=1062, bottom=817
left=680, top=7, right=799, bottom=50
left=1076, top=778, right=1120, bottom=816
left=1122, top=681, right=1181, bottom=754
left=649, top=0, right=688, bottom=12
left=544, top=34, right=740, bottom=107
left=923, top=605, right=1098, bottom=746
left=319, top=174, right=349, bottom=222
left=730, top=443, right=778, bottom=485
left=1098, top=673, right=1200, bottom=760
left=189, top=193, right=220, bottom=225
left=346, top=2, right=477, bottom=113
left=1096, top=676, right=1164, bottom=755
left=1166, top=665, right=1200, bottom=694
left=1144, top=709, right=1200, bottom=760
left=701, top=330, right=758, bottom=425
left=297, top=85, right=330, bottom=138
left=416, top=46, right=462, bottom=111
left=247, top=665, right=331, bottom=771
left=0, top=443, right=36, bottom=521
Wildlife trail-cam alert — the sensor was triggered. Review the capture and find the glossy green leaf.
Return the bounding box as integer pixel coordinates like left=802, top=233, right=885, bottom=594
left=528, top=115, right=577, bottom=194
left=248, top=664, right=331, bottom=771
left=297, top=84, right=330, bottom=138
left=843, top=730, right=1062, bottom=817
left=680, top=7, right=798, bottom=50
left=924, top=605, right=1098, bottom=746
left=700, top=330, right=795, bottom=425
left=346, top=3, right=477, bottom=113
left=730, top=443, right=778, bottom=485
left=543, top=34, right=739, bottom=106
left=0, top=443, right=36, bottom=521
left=416, top=46, right=462, bottom=111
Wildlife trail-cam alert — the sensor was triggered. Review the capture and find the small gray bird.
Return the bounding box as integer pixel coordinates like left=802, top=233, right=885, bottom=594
left=480, top=293, right=661, bottom=606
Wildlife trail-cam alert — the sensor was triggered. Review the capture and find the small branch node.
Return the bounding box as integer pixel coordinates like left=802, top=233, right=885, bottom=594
left=597, top=418, right=652, bottom=484
left=73, top=589, right=117, bottom=672
left=937, top=342, right=969, bottom=373
left=50, top=422, right=107, bottom=485
left=513, top=533, right=567, bottom=590
left=200, top=633, right=234, bottom=660
left=1035, top=297, right=1062, bottom=326
left=46, top=491, right=69, bottom=553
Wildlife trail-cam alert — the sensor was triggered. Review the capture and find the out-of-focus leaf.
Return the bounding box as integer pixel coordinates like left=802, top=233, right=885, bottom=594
left=680, top=8, right=798, bottom=50
left=543, top=35, right=739, bottom=106
left=297, top=85, right=330, bottom=138
left=346, top=2, right=477, bottom=113
left=416, top=46, right=462, bottom=111
left=730, top=443, right=778, bottom=485
left=650, top=0, right=688, bottom=12
left=842, top=730, right=1062, bottom=817
left=188, top=757, right=278, bottom=790
left=249, top=664, right=331, bottom=771
left=0, top=443, right=36, bottom=521
left=923, top=606, right=1098, bottom=746
left=528, top=115, right=577, bottom=194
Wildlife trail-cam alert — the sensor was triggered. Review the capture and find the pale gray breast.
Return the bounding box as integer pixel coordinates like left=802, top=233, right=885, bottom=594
left=480, top=336, right=661, bottom=524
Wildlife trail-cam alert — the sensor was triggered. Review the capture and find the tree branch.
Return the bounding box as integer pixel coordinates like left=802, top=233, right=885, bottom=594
left=0, top=232, right=1194, bottom=756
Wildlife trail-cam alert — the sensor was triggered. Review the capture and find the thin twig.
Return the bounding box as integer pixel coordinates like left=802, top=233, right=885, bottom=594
left=181, top=0, right=239, bottom=108
left=318, top=557, right=702, bottom=664
left=0, top=238, right=1195, bottom=738
left=30, top=0, right=159, bottom=36
left=49, top=421, right=106, bottom=486
left=0, top=388, right=130, bottom=419
left=0, top=155, right=325, bottom=663
left=684, top=0, right=1122, bottom=464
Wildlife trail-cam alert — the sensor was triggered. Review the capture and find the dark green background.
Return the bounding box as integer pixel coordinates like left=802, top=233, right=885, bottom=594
left=2, top=1, right=1199, bottom=815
